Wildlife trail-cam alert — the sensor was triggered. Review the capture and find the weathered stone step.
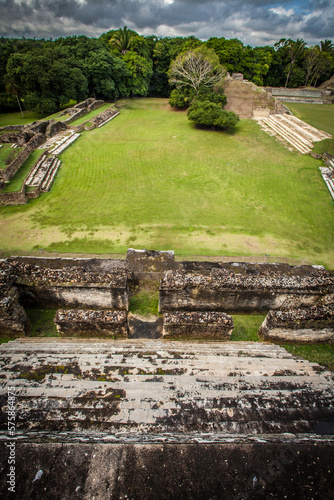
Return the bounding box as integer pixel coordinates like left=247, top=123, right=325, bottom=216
left=1, top=339, right=293, bottom=357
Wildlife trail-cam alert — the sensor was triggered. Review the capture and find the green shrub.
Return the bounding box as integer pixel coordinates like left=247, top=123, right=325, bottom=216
left=187, top=100, right=239, bottom=130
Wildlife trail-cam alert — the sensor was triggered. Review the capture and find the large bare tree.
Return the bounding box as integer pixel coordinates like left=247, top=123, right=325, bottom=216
left=168, top=48, right=226, bottom=97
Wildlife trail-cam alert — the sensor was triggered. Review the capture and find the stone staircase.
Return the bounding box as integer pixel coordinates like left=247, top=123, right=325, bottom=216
left=1, top=338, right=333, bottom=438
left=320, top=167, right=334, bottom=200
left=49, top=131, right=80, bottom=155
left=257, top=114, right=331, bottom=154
left=25, top=155, right=61, bottom=192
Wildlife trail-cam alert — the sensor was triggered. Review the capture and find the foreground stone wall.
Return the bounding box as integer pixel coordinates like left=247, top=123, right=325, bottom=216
left=55, top=309, right=128, bottom=337
left=259, top=304, right=334, bottom=343
left=1, top=261, right=130, bottom=311
left=163, top=311, right=234, bottom=339
left=159, top=266, right=334, bottom=313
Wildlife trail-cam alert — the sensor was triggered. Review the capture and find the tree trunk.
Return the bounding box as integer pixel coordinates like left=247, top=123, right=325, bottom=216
left=16, top=95, right=24, bottom=118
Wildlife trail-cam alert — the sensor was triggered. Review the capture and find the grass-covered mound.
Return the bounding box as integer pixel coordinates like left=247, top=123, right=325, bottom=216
left=0, top=98, right=333, bottom=267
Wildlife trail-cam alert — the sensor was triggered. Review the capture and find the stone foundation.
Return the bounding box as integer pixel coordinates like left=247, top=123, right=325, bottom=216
left=163, top=311, right=234, bottom=339
left=259, top=304, right=334, bottom=343
left=54, top=309, right=128, bottom=337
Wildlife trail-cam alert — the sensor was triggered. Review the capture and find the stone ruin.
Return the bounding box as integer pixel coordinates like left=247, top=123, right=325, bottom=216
left=1, top=249, right=334, bottom=498
left=1, top=249, right=333, bottom=343
left=0, top=99, right=119, bottom=205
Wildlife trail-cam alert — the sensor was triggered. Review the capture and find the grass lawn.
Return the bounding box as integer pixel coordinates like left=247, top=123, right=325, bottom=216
left=0, top=98, right=333, bottom=267
left=0, top=110, right=47, bottom=126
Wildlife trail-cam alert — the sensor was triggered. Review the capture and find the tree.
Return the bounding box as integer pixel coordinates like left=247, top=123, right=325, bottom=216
left=187, top=100, right=239, bottom=130
left=168, top=47, right=226, bottom=97
left=121, top=52, right=153, bottom=96
left=4, top=74, right=24, bottom=116
left=108, top=26, right=136, bottom=55
left=320, top=39, right=334, bottom=52
left=284, top=38, right=306, bottom=87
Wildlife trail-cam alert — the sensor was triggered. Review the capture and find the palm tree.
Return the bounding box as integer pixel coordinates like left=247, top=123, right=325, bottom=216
left=320, top=39, right=334, bottom=52
left=4, top=75, right=24, bottom=117
left=285, top=38, right=306, bottom=87
left=108, top=26, right=135, bottom=55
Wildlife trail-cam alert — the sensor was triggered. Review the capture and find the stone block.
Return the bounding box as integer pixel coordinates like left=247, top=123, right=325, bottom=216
left=259, top=305, right=334, bottom=343
left=127, top=248, right=175, bottom=273
left=54, top=309, right=128, bottom=337
left=127, top=313, right=163, bottom=338
left=162, top=311, right=234, bottom=339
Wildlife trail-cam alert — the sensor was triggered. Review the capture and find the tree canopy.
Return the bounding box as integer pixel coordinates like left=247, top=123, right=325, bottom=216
left=0, top=31, right=332, bottom=114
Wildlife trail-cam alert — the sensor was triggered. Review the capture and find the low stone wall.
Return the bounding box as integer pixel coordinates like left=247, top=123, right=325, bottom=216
left=54, top=309, right=128, bottom=337
left=0, top=189, right=26, bottom=206
left=2, top=260, right=130, bottom=310
left=0, top=133, right=45, bottom=182
left=259, top=305, right=334, bottom=343
left=163, top=311, right=234, bottom=339
left=265, top=87, right=324, bottom=104
left=159, top=266, right=334, bottom=313
left=46, top=120, right=67, bottom=138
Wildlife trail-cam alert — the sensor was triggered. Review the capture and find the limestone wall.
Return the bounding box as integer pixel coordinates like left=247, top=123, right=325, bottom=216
left=0, top=189, right=26, bottom=206
left=265, top=87, right=324, bottom=104
left=163, top=311, right=234, bottom=339
left=259, top=304, right=334, bottom=343
left=54, top=309, right=128, bottom=337
left=159, top=266, right=334, bottom=313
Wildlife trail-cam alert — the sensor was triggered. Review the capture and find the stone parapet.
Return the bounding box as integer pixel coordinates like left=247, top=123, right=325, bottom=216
left=259, top=305, right=334, bottom=343
left=163, top=311, right=234, bottom=339
left=54, top=309, right=128, bottom=337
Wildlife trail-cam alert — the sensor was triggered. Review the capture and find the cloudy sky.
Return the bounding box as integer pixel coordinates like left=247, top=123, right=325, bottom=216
left=0, top=0, right=333, bottom=47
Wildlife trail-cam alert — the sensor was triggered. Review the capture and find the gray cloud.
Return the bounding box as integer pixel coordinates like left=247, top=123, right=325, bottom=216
left=0, top=0, right=332, bottom=46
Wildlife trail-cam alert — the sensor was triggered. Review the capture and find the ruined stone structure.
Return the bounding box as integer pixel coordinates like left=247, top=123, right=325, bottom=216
left=259, top=304, right=334, bottom=343
left=163, top=311, right=234, bottom=339
left=0, top=99, right=119, bottom=205
left=265, top=86, right=333, bottom=104
left=55, top=309, right=128, bottom=337
left=1, top=250, right=334, bottom=498
left=159, top=265, right=334, bottom=314
left=256, top=113, right=331, bottom=154
left=223, top=78, right=288, bottom=119
left=1, top=251, right=333, bottom=342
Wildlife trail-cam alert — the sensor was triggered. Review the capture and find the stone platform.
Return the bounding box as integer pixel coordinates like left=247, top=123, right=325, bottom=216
left=0, top=338, right=333, bottom=499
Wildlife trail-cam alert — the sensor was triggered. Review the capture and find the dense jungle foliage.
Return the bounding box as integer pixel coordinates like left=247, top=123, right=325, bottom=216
left=0, top=28, right=333, bottom=114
